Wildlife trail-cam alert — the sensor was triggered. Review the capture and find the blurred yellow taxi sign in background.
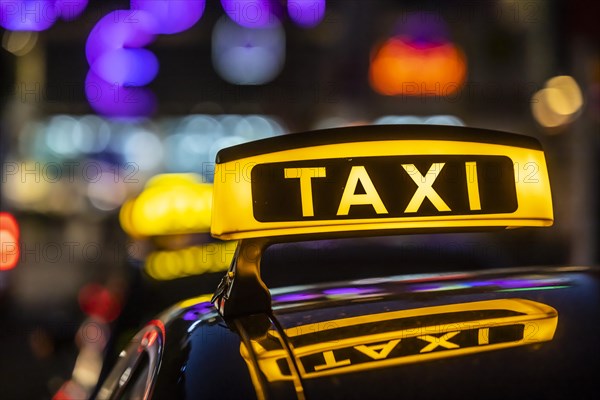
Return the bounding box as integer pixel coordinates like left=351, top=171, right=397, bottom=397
left=211, top=125, right=554, bottom=240
left=120, top=173, right=213, bottom=237
left=145, top=241, right=236, bottom=280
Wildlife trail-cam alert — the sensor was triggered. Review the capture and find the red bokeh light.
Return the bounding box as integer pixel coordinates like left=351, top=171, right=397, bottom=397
left=0, top=213, right=20, bottom=271
left=78, top=283, right=122, bottom=322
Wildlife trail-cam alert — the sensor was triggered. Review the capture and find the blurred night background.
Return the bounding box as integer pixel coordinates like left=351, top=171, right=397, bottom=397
left=0, top=0, right=599, bottom=398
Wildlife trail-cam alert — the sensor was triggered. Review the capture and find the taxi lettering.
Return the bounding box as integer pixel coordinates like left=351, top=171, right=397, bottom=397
left=303, top=325, right=521, bottom=373
left=252, top=155, right=516, bottom=222
left=243, top=299, right=557, bottom=381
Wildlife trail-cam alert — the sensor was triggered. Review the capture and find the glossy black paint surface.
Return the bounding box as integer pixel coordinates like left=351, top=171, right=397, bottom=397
left=118, top=266, right=600, bottom=399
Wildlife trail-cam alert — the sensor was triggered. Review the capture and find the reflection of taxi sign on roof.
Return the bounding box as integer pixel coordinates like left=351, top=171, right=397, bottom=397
left=120, top=173, right=213, bottom=237
left=212, top=125, right=552, bottom=240
left=241, top=299, right=557, bottom=381
left=210, top=125, right=554, bottom=317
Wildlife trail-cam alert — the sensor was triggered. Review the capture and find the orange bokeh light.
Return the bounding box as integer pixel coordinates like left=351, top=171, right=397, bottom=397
left=370, top=37, right=467, bottom=96
left=0, top=213, right=20, bottom=271
left=0, top=212, right=19, bottom=238
left=0, top=230, right=20, bottom=271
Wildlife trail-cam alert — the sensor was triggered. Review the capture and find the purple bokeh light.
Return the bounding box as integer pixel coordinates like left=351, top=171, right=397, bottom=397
left=131, top=0, right=205, bottom=34
left=212, top=15, right=285, bottom=85
left=85, top=70, right=156, bottom=118
left=393, top=12, right=450, bottom=46
left=0, top=0, right=88, bottom=30
left=55, top=0, right=87, bottom=21
left=91, top=48, right=159, bottom=86
left=287, top=0, right=325, bottom=28
left=0, top=0, right=58, bottom=31
left=85, top=2, right=208, bottom=117
left=84, top=9, right=158, bottom=116
left=85, top=10, right=157, bottom=65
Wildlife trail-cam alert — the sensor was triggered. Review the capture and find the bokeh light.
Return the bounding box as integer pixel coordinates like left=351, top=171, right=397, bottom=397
left=370, top=38, right=467, bottom=96
left=123, top=129, right=164, bottom=171
left=55, top=0, right=88, bottom=21
left=374, top=115, right=465, bottom=126
left=84, top=4, right=207, bottom=117
left=87, top=167, right=128, bottom=212
left=145, top=242, right=235, bottom=280
left=78, top=283, right=121, bottom=322
left=163, top=133, right=214, bottom=172
left=0, top=213, right=20, bottom=271
left=85, top=70, right=157, bottom=118
left=1, top=30, right=38, bottom=56
left=545, top=76, right=584, bottom=116
left=531, top=75, right=584, bottom=131
left=120, top=174, right=214, bottom=237
left=220, top=0, right=276, bottom=29
left=84, top=9, right=159, bottom=117
left=91, top=48, right=159, bottom=86
left=288, top=0, right=326, bottom=28
left=370, top=12, right=467, bottom=97
left=0, top=230, right=20, bottom=271
left=45, top=115, right=81, bottom=156
left=212, top=15, right=285, bottom=85
left=0, top=0, right=88, bottom=31
left=4, top=114, right=286, bottom=216
left=131, top=0, right=205, bottom=34
left=85, top=10, right=157, bottom=65
left=0, top=0, right=58, bottom=31
left=2, top=161, right=52, bottom=206
left=75, top=115, right=111, bottom=154
left=0, top=212, right=19, bottom=238
left=208, top=136, right=246, bottom=163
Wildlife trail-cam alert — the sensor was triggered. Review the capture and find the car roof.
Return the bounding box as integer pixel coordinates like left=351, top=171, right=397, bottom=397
left=147, top=265, right=599, bottom=399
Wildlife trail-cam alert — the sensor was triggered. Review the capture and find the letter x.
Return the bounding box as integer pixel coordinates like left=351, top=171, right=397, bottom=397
left=417, top=331, right=460, bottom=353
left=402, top=163, right=451, bottom=213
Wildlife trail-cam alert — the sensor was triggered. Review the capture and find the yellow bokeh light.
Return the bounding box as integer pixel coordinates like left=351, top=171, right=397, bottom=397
left=3, top=161, right=51, bottom=205
left=531, top=75, right=584, bottom=130
left=119, top=173, right=214, bottom=237
left=2, top=31, right=38, bottom=57
left=144, top=242, right=236, bottom=280
left=545, top=75, right=584, bottom=116
left=531, top=88, right=572, bottom=128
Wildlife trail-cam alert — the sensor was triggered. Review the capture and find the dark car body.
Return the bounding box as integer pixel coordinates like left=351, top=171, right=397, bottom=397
left=98, top=264, right=599, bottom=399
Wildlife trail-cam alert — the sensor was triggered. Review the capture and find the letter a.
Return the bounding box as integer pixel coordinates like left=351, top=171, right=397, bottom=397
left=337, top=166, right=388, bottom=216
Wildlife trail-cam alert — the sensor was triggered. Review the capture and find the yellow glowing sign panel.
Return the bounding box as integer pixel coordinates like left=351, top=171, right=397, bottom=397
left=211, top=127, right=553, bottom=240
left=241, top=299, right=557, bottom=381
left=120, top=173, right=213, bottom=237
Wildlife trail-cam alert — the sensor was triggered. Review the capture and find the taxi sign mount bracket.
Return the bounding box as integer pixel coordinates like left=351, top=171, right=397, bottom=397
left=211, top=238, right=272, bottom=318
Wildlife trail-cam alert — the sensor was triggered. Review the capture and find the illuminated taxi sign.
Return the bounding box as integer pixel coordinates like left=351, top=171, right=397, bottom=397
left=211, top=125, right=553, bottom=240
left=242, top=299, right=558, bottom=381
